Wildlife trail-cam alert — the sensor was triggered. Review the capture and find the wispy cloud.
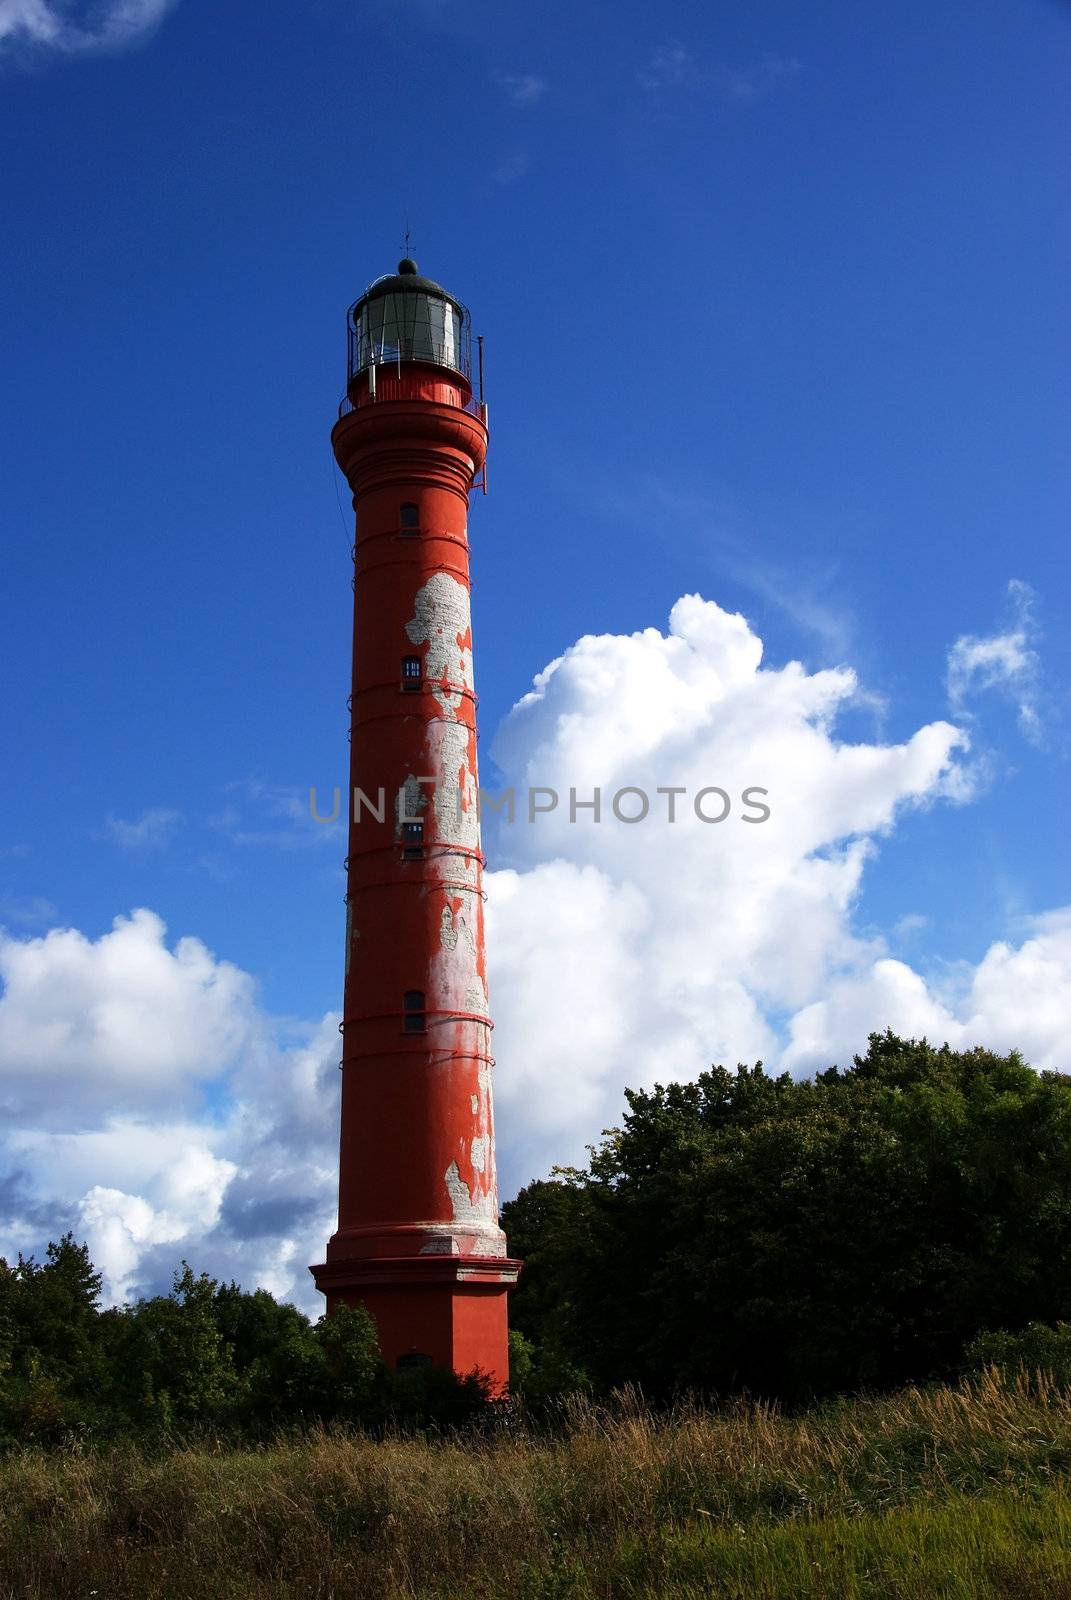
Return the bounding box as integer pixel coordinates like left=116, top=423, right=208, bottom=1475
left=208, top=779, right=342, bottom=851
left=615, top=473, right=858, bottom=666
left=491, top=151, right=531, bottom=187
left=0, top=895, right=58, bottom=928
left=496, top=71, right=547, bottom=107
left=638, top=41, right=802, bottom=103
left=637, top=41, right=694, bottom=93
left=106, top=807, right=183, bottom=851
left=716, top=57, right=803, bottom=102
left=0, top=0, right=177, bottom=56
left=946, top=580, right=1044, bottom=743
left=739, top=560, right=857, bottom=666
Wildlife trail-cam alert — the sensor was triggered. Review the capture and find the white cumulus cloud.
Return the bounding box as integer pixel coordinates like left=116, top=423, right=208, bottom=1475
left=0, top=909, right=255, bottom=1119
left=0, top=909, right=342, bottom=1305
left=0, top=593, right=1067, bottom=1308
left=484, top=595, right=972, bottom=1176
left=77, top=1146, right=235, bottom=1303
left=484, top=593, right=1066, bottom=1184
left=782, top=911, right=1071, bottom=1078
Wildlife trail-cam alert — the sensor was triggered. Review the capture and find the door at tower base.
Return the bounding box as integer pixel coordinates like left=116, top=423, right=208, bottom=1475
left=312, top=1257, right=516, bottom=1391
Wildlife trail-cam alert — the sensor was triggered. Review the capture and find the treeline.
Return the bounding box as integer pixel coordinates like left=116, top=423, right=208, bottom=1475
left=0, top=1251, right=488, bottom=1445
left=4, top=1031, right=1071, bottom=1446
left=504, top=1031, right=1071, bottom=1402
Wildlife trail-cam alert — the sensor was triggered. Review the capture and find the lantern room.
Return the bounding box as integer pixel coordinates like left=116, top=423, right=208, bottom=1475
left=345, top=258, right=474, bottom=409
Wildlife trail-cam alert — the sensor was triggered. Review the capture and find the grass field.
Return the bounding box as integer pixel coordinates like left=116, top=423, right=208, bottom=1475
left=2, top=1371, right=1071, bottom=1598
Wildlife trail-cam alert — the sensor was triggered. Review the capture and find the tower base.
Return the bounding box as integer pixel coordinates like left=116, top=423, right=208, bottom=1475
left=310, top=1255, right=520, bottom=1393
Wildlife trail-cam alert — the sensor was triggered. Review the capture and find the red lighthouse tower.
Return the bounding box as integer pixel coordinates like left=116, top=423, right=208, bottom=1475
left=311, top=259, right=518, bottom=1390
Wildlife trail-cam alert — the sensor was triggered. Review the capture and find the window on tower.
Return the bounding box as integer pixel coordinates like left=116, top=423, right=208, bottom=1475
left=402, top=655, right=423, bottom=691
left=399, top=502, right=420, bottom=533
left=403, top=820, right=424, bottom=858
left=403, top=990, right=426, bottom=1033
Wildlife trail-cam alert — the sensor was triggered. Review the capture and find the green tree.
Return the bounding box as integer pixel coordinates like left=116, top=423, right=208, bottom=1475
left=0, top=1235, right=108, bottom=1440
left=508, top=1034, right=1071, bottom=1401
left=102, top=1263, right=237, bottom=1428
left=8, top=1234, right=103, bottom=1385
left=212, top=1281, right=312, bottom=1375
left=315, top=1301, right=385, bottom=1417
left=0, top=1259, right=14, bottom=1385
left=502, top=1175, right=590, bottom=1351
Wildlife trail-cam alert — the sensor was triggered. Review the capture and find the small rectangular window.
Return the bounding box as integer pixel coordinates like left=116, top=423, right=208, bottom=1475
left=399, top=502, right=420, bottom=534
left=403, top=820, right=424, bottom=859
left=402, top=655, right=422, bottom=691
left=403, top=989, right=426, bottom=1033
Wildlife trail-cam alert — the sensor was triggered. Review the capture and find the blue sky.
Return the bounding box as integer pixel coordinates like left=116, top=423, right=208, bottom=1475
left=0, top=0, right=1068, bottom=1305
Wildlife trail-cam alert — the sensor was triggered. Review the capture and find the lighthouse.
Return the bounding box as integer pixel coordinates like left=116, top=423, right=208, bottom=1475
left=311, top=259, right=518, bottom=1390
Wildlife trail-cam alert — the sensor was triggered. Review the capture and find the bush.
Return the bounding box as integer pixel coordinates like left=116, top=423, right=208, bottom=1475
left=966, top=1321, right=1071, bottom=1387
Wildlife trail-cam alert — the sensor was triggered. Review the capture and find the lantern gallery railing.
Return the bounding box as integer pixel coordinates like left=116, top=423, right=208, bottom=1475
left=338, top=375, right=486, bottom=420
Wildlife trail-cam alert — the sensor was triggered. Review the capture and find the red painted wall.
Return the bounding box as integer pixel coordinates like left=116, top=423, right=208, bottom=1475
left=311, top=361, right=517, bottom=1393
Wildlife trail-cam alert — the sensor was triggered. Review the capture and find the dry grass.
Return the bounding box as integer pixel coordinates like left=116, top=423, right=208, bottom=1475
left=2, top=1372, right=1071, bottom=1598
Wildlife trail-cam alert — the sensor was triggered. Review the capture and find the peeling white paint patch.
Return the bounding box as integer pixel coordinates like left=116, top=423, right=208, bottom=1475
left=471, top=1136, right=488, bottom=1173
left=406, top=573, right=473, bottom=717
left=395, top=774, right=428, bottom=840
left=444, top=1160, right=496, bottom=1226
left=439, top=905, right=458, bottom=952
left=457, top=911, right=477, bottom=962
left=464, top=977, right=490, bottom=1018
left=468, top=1234, right=508, bottom=1258
left=470, top=1094, right=479, bottom=1114
left=419, top=1225, right=506, bottom=1259
left=419, top=1235, right=461, bottom=1256
left=431, top=721, right=479, bottom=848
left=458, top=1257, right=515, bottom=1276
